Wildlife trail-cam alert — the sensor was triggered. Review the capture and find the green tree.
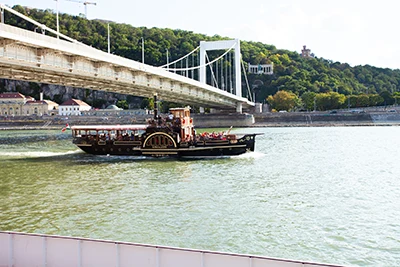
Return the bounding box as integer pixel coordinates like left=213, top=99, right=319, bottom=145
left=140, top=97, right=154, bottom=110
left=369, top=94, right=384, bottom=106
left=301, top=92, right=316, bottom=111
left=393, top=92, right=400, bottom=105
left=316, top=92, right=346, bottom=111
left=357, top=94, right=370, bottom=107
left=379, top=90, right=394, bottom=106
left=116, top=100, right=129, bottom=109
left=267, top=90, right=300, bottom=111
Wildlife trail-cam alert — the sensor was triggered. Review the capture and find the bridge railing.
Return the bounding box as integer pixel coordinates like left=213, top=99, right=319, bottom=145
left=0, top=231, right=345, bottom=267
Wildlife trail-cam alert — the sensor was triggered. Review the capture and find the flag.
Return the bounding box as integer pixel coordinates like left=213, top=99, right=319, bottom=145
left=61, top=123, right=70, bottom=132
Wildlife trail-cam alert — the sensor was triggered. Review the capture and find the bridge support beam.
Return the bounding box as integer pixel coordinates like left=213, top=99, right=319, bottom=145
left=236, top=102, right=243, bottom=113
left=1, top=7, right=4, bottom=23
left=199, top=39, right=241, bottom=98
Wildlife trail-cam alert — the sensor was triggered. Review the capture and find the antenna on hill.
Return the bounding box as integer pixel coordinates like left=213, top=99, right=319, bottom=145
left=66, top=0, right=97, bottom=18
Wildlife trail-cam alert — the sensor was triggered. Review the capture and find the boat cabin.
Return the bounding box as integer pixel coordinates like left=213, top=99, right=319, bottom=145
left=71, top=125, right=147, bottom=143
left=169, top=107, right=194, bottom=142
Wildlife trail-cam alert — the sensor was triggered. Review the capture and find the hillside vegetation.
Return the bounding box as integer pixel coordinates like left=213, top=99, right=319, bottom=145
left=2, top=5, right=400, bottom=111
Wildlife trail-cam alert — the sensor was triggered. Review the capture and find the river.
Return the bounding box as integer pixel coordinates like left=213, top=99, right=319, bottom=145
left=1, top=126, right=399, bottom=266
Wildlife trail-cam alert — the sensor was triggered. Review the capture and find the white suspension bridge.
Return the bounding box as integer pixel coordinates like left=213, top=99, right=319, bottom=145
left=0, top=4, right=255, bottom=113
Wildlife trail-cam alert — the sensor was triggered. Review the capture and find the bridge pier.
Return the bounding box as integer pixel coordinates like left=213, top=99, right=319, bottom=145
left=236, top=102, right=243, bottom=113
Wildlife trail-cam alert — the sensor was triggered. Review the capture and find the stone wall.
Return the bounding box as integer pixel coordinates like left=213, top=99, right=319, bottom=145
left=254, top=112, right=400, bottom=126
left=192, top=113, right=255, bottom=128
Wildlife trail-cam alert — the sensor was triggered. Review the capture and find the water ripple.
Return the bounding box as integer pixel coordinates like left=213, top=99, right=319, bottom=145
left=1, top=127, right=400, bottom=267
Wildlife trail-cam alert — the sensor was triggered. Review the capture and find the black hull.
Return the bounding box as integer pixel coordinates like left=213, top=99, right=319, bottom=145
left=74, top=134, right=257, bottom=158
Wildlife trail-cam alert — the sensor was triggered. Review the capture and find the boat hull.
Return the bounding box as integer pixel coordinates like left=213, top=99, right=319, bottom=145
left=74, top=134, right=257, bottom=158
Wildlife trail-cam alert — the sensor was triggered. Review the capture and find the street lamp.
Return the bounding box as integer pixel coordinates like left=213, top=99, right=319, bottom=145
left=142, top=37, right=144, bottom=64
left=55, top=0, right=59, bottom=38
left=313, top=96, right=316, bottom=111
left=166, top=48, right=169, bottom=70
left=107, top=23, right=110, bottom=53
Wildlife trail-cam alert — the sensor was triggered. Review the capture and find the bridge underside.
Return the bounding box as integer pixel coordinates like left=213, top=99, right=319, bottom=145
left=0, top=23, right=254, bottom=111
left=0, top=60, right=236, bottom=109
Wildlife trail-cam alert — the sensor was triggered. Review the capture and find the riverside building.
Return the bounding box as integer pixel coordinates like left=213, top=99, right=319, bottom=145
left=0, top=92, right=58, bottom=116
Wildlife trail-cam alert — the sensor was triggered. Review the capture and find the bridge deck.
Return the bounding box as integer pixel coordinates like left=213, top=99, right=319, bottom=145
left=0, top=13, right=254, bottom=111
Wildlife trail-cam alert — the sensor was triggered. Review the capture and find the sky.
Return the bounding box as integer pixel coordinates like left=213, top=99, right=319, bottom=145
left=2, top=0, right=400, bottom=70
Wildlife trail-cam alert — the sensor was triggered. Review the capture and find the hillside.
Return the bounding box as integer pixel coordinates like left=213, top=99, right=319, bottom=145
left=1, top=5, right=400, bottom=111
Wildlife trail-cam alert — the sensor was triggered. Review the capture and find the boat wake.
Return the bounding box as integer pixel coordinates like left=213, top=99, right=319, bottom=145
left=179, top=151, right=265, bottom=160
left=233, top=151, right=266, bottom=159
left=1, top=150, right=81, bottom=158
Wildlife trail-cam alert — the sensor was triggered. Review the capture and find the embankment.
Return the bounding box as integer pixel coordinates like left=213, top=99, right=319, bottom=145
left=1, top=111, right=400, bottom=130
left=254, top=112, right=400, bottom=127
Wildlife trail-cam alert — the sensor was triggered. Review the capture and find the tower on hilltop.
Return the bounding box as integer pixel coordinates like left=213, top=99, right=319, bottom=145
left=301, top=45, right=315, bottom=58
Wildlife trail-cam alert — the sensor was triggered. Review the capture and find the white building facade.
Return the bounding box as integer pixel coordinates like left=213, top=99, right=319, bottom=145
left=248, top=63, right=274, bottom=75
left=59, top=99, right=91, bottom=116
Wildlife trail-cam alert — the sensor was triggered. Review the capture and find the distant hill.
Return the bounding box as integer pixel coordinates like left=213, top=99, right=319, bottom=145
left=1, top=5, right=400, bottom=110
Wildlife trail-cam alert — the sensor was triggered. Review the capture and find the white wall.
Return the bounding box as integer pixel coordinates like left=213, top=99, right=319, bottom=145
left=59, top=105, right=91, bottom=116
left=0, top=231, right=346, bottom=267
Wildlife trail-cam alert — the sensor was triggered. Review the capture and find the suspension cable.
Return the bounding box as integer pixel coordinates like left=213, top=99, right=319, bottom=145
left=163, top=42, right=236, bottom=72
left=221, top=57, right=224, bottom=90
left=159, top=46, right=200, bottom=68
left=205, top=53, right=219, bottom=89
left=241, top=59, right=253, bottom=102
left=225, top=53, right=228, bottom=92
left=216, top=60, right=219, bottom=88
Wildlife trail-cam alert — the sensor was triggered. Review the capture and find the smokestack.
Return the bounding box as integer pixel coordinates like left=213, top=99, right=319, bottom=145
left=153, top=93, right=158, bottom=120
left=40, top=92, right=43, bottom=101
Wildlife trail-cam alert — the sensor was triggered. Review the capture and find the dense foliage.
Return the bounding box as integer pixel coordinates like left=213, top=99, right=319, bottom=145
left=4, top=5, right=400, bottom=110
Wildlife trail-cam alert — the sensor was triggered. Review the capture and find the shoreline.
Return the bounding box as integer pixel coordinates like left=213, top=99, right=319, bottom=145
left=1, top=111, right=400, bottom=130
left=1, top=122, right=400, bottom=130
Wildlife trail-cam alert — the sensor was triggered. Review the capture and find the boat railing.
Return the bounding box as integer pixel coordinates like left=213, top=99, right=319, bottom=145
left=0, top=231, right=347, bottom=267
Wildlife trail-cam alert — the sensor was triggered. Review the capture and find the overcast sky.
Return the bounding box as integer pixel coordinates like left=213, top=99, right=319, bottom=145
left=2, top=0, right=400, bottom=69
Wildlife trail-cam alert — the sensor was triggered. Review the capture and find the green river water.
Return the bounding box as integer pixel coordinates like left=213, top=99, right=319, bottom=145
left=1, top=127, right=400, bottom=266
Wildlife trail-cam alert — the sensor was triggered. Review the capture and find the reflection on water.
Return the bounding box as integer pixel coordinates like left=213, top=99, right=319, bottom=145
left=1, top=127, right=400, bottom=267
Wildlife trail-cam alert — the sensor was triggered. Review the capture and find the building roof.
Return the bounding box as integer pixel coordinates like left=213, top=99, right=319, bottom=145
left=106, top=104, right=122, bottom=110
left=43, top=100, right=59, bottom=106
left=60, top=99, right=91, bottom=107
left=25, top=100, right=47, bottom=105
left=0, top=92, right=26, bottom=99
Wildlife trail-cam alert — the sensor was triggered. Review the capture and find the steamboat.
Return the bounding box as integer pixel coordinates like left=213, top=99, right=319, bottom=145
left=71, top=96, right=261, bottom=158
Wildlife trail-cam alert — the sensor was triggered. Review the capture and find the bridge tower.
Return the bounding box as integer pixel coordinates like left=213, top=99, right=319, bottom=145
left=199, top=39, right=242, bottom=113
